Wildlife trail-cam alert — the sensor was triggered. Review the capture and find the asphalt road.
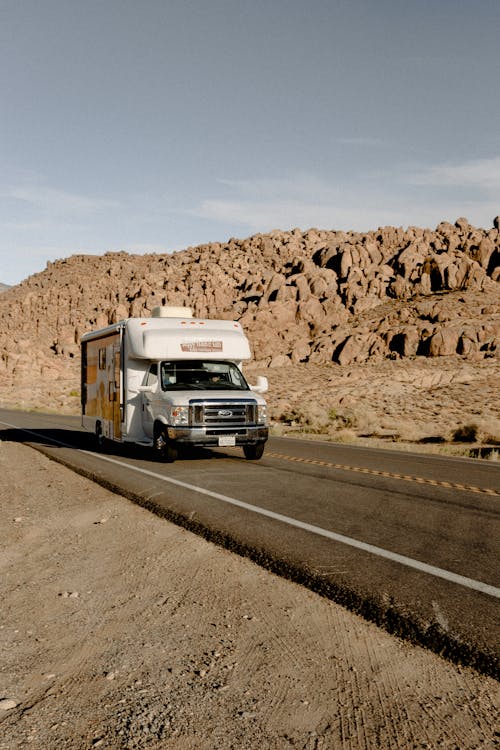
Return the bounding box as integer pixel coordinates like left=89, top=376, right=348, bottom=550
left=1, top=407, right=499, bottom=677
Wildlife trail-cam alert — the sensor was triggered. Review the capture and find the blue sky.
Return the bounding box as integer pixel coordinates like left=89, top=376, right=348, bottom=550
left=1, top=0, right=499, bottom=284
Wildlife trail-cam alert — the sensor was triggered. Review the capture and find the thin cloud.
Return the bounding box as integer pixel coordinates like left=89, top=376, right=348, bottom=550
left=193, top=171, right=499, bottom=234
left=409, top=156, right=500, bottom=190
left=336, top=136, right=384, bottom=147
left=197, top=197, right=409, bottom=232
left=3, top=183, right=119, bottom=217
left=194, top=174, right=409, bottom=232
left=215, top=175, right=342, bottom=202
left=0, top=218, right=91, bottom=233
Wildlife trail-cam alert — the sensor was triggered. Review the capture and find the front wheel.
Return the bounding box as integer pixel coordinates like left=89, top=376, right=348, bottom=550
left=153, top=424, right=177, bottom=463
left=243, top=443, right=265, bottom=460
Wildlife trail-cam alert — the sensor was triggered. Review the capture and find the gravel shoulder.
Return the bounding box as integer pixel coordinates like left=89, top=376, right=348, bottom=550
left=0, top=441, right=498, bottom=749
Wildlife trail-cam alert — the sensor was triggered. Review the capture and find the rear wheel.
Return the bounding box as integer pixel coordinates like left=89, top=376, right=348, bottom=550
left=243, top=443, right=265, bottom=460
left=95, top=422, right=105, bottom=452
left=153, top=423, right=177, bottom=463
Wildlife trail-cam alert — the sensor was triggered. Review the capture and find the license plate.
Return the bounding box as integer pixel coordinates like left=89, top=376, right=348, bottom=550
left=218, top=435, right=236, bottom=447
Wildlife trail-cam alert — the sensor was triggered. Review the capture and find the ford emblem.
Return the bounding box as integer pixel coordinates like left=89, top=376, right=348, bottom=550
left=218, top=409, right=233, bottom=417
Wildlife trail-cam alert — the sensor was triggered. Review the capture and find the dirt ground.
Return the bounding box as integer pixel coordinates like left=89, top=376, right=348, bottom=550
left=0, top=441, right=498, bottom=750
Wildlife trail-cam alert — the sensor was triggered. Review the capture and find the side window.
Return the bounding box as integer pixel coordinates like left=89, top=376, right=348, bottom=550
left=99, top=348, right=106, bottom=370
left=145, top=364, right=158, bottom=387
left=114, top=350, right=120, bottom=389
left=161, top=363, right=176, bottom=388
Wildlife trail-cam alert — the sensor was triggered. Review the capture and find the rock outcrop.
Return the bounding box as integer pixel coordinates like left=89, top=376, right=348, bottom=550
left=0, top=218, right=499, bottom=399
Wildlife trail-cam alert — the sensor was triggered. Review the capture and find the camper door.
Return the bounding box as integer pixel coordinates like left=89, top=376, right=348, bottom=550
left=84, top=333, right=122, bottom=440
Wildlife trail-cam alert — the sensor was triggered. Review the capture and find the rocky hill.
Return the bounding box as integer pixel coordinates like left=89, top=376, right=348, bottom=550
left=1, top=217, right=499, bottom=445
left=0, top=282, right=11, bottom=294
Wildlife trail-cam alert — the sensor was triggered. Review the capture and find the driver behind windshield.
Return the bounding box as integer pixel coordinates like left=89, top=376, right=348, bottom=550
left=160, top=360, right=248, bottom=391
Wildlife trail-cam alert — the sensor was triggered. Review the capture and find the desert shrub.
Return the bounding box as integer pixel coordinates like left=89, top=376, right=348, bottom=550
left=278, top=408, right=308, bottom=426
left=475, top=418, right=500, bottom=445
left=483, top=434, right=500, bottom=446
left=452, top=423, right=478, bottom=443
left=328, top=408, right=356, bottom=430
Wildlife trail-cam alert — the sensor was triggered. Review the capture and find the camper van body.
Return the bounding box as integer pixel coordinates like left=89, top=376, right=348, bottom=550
left=80, top=308, right=268, bottom=460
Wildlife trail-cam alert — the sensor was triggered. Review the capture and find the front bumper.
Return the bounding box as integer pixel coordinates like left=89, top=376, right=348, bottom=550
left=167, top=425, right=269, bottom=447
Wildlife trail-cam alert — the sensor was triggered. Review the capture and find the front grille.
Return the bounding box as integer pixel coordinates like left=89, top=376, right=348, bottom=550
left=190, top=400, right=258, bottom=427
left=205, top=403, right=247, bottom=425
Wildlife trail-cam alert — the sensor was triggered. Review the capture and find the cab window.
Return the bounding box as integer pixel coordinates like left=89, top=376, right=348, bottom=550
left=145, top=364, right=158, bottom=387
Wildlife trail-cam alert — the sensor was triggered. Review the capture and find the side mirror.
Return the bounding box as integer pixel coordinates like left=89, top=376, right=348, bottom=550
left=136, top=385, right=155, bottom=393
left=250, top=375, right=268, bottom=394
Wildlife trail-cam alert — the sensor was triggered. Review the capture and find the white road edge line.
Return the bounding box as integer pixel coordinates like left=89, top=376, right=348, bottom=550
left=2, top=419, right=499, bottom=600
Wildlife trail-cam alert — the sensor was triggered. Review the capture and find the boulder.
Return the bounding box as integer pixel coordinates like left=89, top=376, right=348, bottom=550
left=428, top=327, right=461, bottom=357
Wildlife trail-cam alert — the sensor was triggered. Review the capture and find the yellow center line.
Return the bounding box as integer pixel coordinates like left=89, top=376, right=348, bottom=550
left=265, top=451, right=500, bottom=497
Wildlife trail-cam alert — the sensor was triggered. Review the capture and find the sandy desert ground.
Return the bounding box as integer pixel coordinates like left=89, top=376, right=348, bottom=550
left=0, top=440, right=498, bottom=749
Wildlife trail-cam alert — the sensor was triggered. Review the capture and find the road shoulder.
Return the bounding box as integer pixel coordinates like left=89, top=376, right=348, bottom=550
left=0, top=440, right=498, bottom=749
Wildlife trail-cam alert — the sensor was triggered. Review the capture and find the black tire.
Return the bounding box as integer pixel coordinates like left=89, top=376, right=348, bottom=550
left=153, top=424, right=177, bottom=463
left=95, top=423, right=105, bottom=452
left=243, top=443, right=265, bottom=460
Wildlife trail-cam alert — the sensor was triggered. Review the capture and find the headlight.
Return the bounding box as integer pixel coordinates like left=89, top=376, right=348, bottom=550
left=170, top=406, right=189, bottom=426
left=257, top=405, right=268, bottom=425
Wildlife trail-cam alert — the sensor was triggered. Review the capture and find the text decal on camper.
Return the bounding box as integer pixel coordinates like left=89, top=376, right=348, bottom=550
left=180, top=341, right=223, bottom=352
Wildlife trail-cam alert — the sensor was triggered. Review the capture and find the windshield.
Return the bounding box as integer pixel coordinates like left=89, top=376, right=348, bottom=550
left=160, top=360, right=250, bottom=391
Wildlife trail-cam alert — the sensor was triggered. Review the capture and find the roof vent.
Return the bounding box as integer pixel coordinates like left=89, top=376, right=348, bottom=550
left=151, top=305, right=193, bottom=319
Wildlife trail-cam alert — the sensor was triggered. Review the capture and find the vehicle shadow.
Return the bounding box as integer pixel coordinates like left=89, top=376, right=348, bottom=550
left=0, top=426, right=93, bottom=451
left=0, top=426, right=232, bottom=463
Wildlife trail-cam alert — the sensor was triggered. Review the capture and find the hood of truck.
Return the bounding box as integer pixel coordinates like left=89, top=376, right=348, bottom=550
left=156, top=389, right=266, bottom=406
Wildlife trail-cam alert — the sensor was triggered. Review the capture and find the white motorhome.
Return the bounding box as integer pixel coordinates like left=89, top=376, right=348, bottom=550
left=81, top=306, right=269, bottom=461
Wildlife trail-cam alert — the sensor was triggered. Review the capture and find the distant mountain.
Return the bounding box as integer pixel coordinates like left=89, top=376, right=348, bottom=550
left=0, top=283, right=11, bottom=294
